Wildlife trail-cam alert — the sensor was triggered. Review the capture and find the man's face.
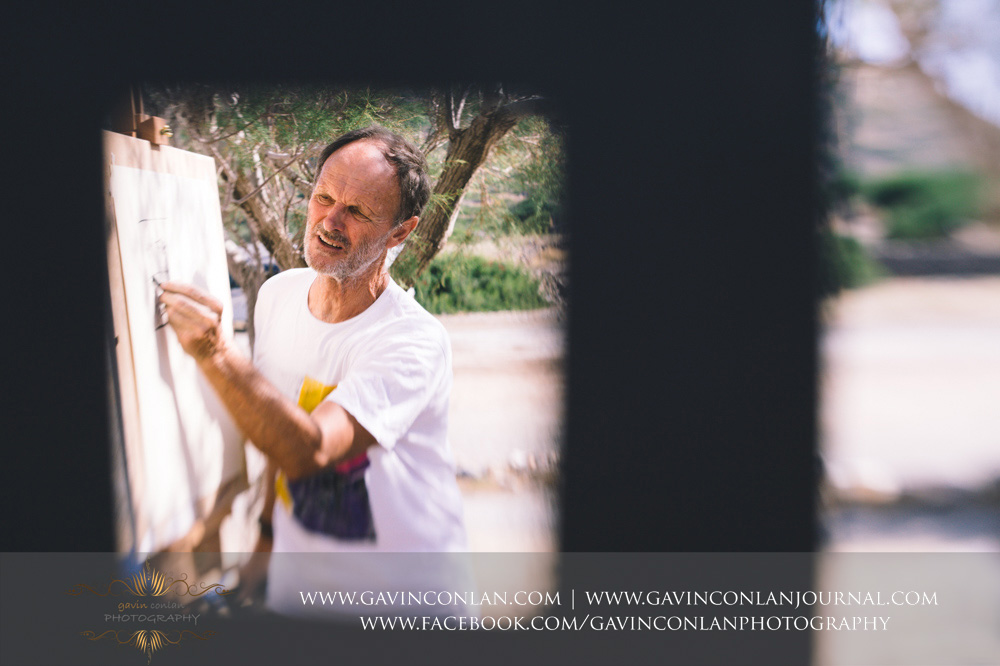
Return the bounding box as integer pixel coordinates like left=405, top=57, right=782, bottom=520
left=304, top=139, right=401, bottom=281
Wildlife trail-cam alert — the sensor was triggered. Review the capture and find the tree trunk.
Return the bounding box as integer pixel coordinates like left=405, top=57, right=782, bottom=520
left=226, top=171, right=306, bottom=271
left=393, top=107, right=522, bottom=287
left=223, top=168, right=307, bottom=349
left=226, top=249, right=266, bottom=348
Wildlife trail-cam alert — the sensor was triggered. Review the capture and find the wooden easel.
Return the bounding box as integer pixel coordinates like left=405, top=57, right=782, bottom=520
left=110, top=86, right=173, bottom=146
left=105, top=91, right=251, bottom=578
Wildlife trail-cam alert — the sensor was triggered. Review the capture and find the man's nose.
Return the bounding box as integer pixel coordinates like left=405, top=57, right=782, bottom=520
left=321, top=203, right=348, bottom=231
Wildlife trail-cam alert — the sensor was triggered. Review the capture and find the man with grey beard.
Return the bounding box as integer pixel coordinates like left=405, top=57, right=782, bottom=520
left=159, top=126, right=470, bottom=616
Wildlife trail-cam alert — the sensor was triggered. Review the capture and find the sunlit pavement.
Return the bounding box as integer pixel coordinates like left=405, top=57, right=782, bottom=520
left=820, top=276, right=1000, bottom=503
left=820, top=276, right=1000, bottom=552
left=438, top=308, right=564, bottom=554
left=816, top=276, right=1000, bottom=665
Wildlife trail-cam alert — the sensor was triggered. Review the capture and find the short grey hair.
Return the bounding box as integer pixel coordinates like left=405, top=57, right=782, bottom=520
left=316, top=126, right=431, bottom=225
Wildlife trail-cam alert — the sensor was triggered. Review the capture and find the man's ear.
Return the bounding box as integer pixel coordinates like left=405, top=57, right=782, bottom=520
left=387, top=216, right=419, bottom=249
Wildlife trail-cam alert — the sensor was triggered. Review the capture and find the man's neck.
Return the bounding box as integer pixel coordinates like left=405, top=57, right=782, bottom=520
left=308, top=267, right=390, bottom=324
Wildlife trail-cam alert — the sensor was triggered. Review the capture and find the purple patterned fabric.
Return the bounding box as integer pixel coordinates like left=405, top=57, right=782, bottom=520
left=287, top=456, right=376, bottom=540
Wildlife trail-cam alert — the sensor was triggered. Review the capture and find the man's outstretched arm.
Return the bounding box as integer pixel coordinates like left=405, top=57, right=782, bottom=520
left=158, top=281, right=375, bottom=481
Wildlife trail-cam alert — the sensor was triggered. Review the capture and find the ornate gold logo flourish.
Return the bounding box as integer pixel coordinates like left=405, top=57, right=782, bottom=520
left=81, top=629, right=216, bottom=665
left=65, top=558, right=234, bottom=598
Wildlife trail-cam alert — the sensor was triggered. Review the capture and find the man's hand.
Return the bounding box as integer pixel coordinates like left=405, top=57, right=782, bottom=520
left=159, top=281, right=230, bottom=362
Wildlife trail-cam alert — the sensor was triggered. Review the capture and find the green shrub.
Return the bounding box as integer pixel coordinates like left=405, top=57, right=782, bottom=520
left=445, top=196, right=559, bottom=243
left=818, top=229, right=885, bottom=296
left=508, top=197, right=560, bottom=235
left=828, top=169, right=863, bottom=203
left=860, top=170, right=980, bottom=239
left=412, top=254, right=550, bottom=314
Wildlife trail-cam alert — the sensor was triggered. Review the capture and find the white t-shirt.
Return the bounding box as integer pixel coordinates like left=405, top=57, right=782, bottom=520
left=252, top=268, right=472, bottom=615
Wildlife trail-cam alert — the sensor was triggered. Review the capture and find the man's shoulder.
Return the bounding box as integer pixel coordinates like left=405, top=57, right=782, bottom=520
left=383, top=281, right=445, bottom=328
left=260, top=267, right=313, bottom=296
left=376, top=281, right=450, bottom=350
left=254, top=268, right=311, bottom=331
left=256, top=268, right=312, bottom=311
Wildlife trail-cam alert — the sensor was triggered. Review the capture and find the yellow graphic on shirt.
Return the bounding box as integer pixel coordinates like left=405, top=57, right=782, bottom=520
left=297, top=375, right=338, bottom=413
left=275, top=376, right=336, bottom=509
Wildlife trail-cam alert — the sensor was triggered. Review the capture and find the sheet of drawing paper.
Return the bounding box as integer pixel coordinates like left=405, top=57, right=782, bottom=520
left=108, top=150, right=243, bottom=552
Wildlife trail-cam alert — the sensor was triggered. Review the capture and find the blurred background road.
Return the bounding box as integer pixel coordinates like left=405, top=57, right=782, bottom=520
left=818, top=1, right=1000, bottom=662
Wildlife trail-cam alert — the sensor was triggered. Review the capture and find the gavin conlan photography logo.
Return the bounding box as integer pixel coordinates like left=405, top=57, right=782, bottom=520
left=65, top=558, right=233, bottom=664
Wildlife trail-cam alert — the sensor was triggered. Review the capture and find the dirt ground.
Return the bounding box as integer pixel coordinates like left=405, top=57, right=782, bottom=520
left=438, top=307, right=564, bottom=554
left=820, top=275, right=1000, bottom=500
left=817, top=275, right=1000, bottom=664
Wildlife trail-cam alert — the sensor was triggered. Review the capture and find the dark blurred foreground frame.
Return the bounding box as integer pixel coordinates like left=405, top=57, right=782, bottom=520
left=3, top=2, right=817, bottom=663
